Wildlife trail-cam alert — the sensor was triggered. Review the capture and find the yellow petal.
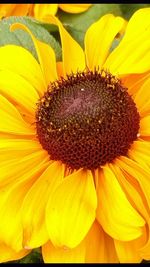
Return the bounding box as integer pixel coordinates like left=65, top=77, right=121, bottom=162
left=85, top=220, right=118, bottom=263
left=0, top=138, right=43, bottom=164
left=128, top=148, right=150, bottom=171
left=10, top=23, right=58, bottom=87
left=0, top=243, right=30, bottom=263
left=43, top=15, right=85, bottom=75
left=0, top=4, right=16, bottom=18
left=59, top=4, right=92, bottom=13
left=96, top=166, right=145, bottom=241
left=0, top=45, right=45, bottom=95
left=0, top=95, right=35, bottom=135
left=116, top=156, right=150, bottom=213
left=21, top=161, right=64, bottom=249
left=104, top=8, right=150, bottom=75
left=0, top=155, right=49, bottom=251
left=109, top=163, right=150, bottom=221
left=122, top=71, right=150, bottom=96
left=0, top=150, right=49, bottom=187
left=10, top=4, right=30, bottom=16
left=139, top=221, right=150, bottom=260
left=134, top=77, right=150, bottom=117
left=85, top=14, right=126, bottom=70
left=33, top=4, right=58, bottom=18
left=0, top=70, right=39, bottom=116
left=114, top=226, right=147, bottom=263
left=140, top=116, right=150, bottom=136
left=42, top=239, right=86, bottom=263
left=57, top=61, right=65, bottom=79
left=46, top=169, right=97, bottom=248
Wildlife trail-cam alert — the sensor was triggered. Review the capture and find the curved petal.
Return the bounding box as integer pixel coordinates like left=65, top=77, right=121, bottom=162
left=46, top=169, right=97, bottom=248
left=0, top=243, right=30, bottom=263
left=43, top=15, right=86, bottom=76
left=134, top=77, right=150, bottom=117
left=42, top=239, right=86, bottom=263
left=109, top=163, right=150, bottom=221
left=85, top=220, right=118, bottom=263
left=33, top=4, right=58, bottom=18
left=104, top=8, right=150, bottom=75
left=21, top=161, right=64, bottom=249
left=0, top=95, right=35, bottom=136
left=59, top=4, right=92, bottom=13
left=96, top=166, right=145, bottom=241
left=0, top=153, right=49, bottom=251
left=0, top=45, right=45, bottom=95
left=114, top=226, right=147, bottom=263
left=85, top=14, right=126, bottom=70
left=140, top=116, right=150, bottom=136
left=116, top=156, right=150, bottom=214
left=0, top=70, right=39, bottom=116
left=10, top=23, right=58, bottom=87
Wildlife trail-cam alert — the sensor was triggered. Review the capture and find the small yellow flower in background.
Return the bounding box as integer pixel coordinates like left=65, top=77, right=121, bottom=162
left=0, top=7, right=150, bottom=263
left=0, top=3, right=92, bottom=21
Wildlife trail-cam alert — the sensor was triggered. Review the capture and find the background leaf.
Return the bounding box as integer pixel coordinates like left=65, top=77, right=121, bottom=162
left=120, top=3, right=150, bottom=19
left=56, top=4, right=122, bottom=48
left=0, top=16, right=62, bottom=61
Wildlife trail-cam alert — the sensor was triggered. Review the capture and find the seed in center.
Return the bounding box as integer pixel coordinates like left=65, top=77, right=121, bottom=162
left=36, top=70, right=140, bottom=170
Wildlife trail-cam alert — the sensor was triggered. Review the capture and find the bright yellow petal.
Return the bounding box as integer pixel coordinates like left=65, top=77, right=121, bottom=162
left=42, top=239, right=86, bottom=263
left=128, top=148, right=150, bottom=171
left=42, top=15, right=85, bottom=76
left=33, top=4, right=58, bottom=18
left=96, top=166, right=145, bottom=241
left=116, top=156, right=150, bottom=213
left=134, top=77, right=150, bottom=117
left=114, top=226, right=147, bottom=263
left=21, top=161, right=64, bottom=249
left=0, top=45, right=45, bottom=95
left=140, top=116, right=150, bottom=136
left=0, top=95, right=35, bottom=136
left=139, top=220, right=150, bottom=260
left=0, top=70, right=39, bottom=116
left=109, top=162, right=150, bottom=221
left=0, top=150, right=49, bottom=187
left=85, top=14, right=126, bottom=70
left=59, top=4, right=92, bottom=13
left=85, top=220, right=118, bottom=263
left=0, top=154, right=49, bottom=251
left=10, top=23, right=58, bottom=87
left=0, top=243, right=30, bottom=263
left=104, top=8, right=150, bottom=75
left=0, top=138, right=43, bottom=164
left=46, top=169, right=97, bottom=248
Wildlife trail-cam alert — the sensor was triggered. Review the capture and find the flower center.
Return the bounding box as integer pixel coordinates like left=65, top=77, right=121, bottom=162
left=36, top=70, right=140, bottom=170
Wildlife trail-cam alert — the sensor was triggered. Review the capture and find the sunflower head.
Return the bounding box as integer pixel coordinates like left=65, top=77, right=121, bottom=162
left=36, top=69, right=140, bottom=170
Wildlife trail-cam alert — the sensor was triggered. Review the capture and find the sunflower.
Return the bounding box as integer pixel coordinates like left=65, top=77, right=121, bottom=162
left=0, top=3, right=92, bottom=20
left=0, top=8, right=150, bottom=263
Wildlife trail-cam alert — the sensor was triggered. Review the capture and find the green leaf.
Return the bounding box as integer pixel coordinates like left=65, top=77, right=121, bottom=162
left=0, top=16, right=62, bottom=61
left=7, top=249, right=43, bottom=263
left=55, top=4, right=122, bottom=48
left=120, top=3, right=150, bottom=20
